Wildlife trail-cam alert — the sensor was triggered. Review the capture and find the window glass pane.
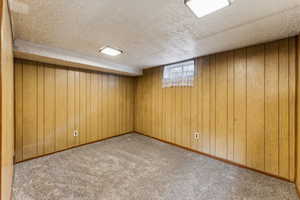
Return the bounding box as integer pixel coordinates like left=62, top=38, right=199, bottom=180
left=183, top=65, right=194, bottom=71
left=162, top=60, right=195, bottom=88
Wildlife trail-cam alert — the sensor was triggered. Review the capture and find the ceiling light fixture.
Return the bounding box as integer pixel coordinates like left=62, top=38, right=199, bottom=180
left=99, top=46, right=123, bottom=56
left=184, top=0, right=232, bottom=18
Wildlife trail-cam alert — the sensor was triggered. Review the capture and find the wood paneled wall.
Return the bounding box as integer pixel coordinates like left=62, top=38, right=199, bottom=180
left=296, top=35, right=300, bottom=192
left=15, top=59, right=135, bottom=162
left=1, top=0, right=14, bottom=199
left=135, top=37, right=296, bottom=181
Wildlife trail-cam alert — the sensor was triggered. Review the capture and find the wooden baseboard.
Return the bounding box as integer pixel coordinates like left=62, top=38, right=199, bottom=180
left=134, top=131, right=293, bottom=183
left=15, top=132, right=132, bottom=164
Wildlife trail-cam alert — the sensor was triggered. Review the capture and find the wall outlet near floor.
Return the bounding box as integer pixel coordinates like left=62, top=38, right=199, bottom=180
left=193, top=132, right=200, bottom=140
left=73, top=130, right=79, bottom=137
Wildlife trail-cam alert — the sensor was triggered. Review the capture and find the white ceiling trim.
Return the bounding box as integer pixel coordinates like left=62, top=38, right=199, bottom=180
left=13, top=39, right=142, bottom=76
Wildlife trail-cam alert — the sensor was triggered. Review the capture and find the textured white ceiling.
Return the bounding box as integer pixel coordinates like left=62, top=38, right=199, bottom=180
left=10, top=0, right=300, bottom=70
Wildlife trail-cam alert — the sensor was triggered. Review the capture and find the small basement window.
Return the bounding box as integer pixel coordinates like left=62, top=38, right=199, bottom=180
left=163, top=60, right=195, bottom=88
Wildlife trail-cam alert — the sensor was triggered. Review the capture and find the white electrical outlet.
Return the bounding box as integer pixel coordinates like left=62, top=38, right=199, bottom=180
left=73, top=130, right=79, bottom=137
left=194, top=132, right=200, bottom=140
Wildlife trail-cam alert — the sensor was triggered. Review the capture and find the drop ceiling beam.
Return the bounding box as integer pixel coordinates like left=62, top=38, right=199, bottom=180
left=13, top=40, right=142, bottom=76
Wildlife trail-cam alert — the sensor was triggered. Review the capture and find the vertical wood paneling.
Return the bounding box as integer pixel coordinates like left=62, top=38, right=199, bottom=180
left=209, top=55, right=216, bottom=155
left=288, top=37, right=296, bottom=181
left=175, top=84, right=183, bottom=145
left=15, top=60, right=23, bottom=162
left=120, top=77, right=125, bottom=133
left=197, top=58, right=203, bottom=151
left=190, top=60, right=198, bottom=150
left=215, top=53, right=228, bottom=159
left=170, top=85, right=176, bottom=143
left=157, top=69, right=161, bottom=138
left=115, top=76, right=120, bottom=136
left=157, top=69, right=163, bottom=140
left=126, top=78, right=131, bottom=132
left=146, top=71, right=153, bottom=136
left=135, top=78, right=141, bottom=132
left=126, top=77, right=131, bottom=132
left=97, top=73, right=103, bottom=140
left=135, top=37, right=296, bottom=180
left=86, top=72, right=92, bottom=141
left=145, top=72, right=150, bottom=134
left=130, top=79, right=135, bottom=131
left=90, top=73, right=98, bottom=141
left=68, top=70, right=76, bottom=147
left=145, top=73, right=150, bottom=135
left=37, top=63, right=45, bottom=155
left=233, top=49, right=247, bottom=165
left=151, top=69, right=157, bottom=139
left=22, top=61, right=37, bottom=159
left=265, top=41, right=279, bottom=175
left=165, top=81, right=172, bottom=142
left=141, top=76, right=145, bottom=133
left=127, top=77, right=131, bottom=132
left=183, top=85, right=191, bottom=148
left=278, top=39, right=290, bottom=178
left=246, top=45, right=265, bottom=171
left=202, top=57, right=210, bottom=153
left=227, top=52, right=234, bottom=161
left=1, top=1, right=15, bottom=198
left=44, top=66, right=56, bottom=153
left=116, top=76, right=121, bottom=135
left=106, top=75, right=112, bottom=137
left=153, top=70, right=158, bottom=138
left=79, top=71, right=87, bottom=145
left=102, top=75, right=109, bottom=139
left=75, top=71, right=80, bottom=145
left=55, top=68, right=68, bottom=150
left=161, top=74, right=166, bottom=141
left=296, top=34, right=300, bottom=192
left=129, top=79, right=135, bottom=132
left=144, top=76, right=148, bottom=134
left=15, top=59, right=135, bottom=162
left=125, top=77, right=129, bottom=132
left=107, top=75, right=114, bottom=137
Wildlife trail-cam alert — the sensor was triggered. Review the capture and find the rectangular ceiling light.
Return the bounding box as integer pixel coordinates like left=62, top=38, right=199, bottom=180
left=100, top=46, right=123, bottom=56
left=185, top=0, right=231, bottom=18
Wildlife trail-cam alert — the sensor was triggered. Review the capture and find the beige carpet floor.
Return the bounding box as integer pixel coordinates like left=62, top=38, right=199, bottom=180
left=13, top=133, right=298, bottom=200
